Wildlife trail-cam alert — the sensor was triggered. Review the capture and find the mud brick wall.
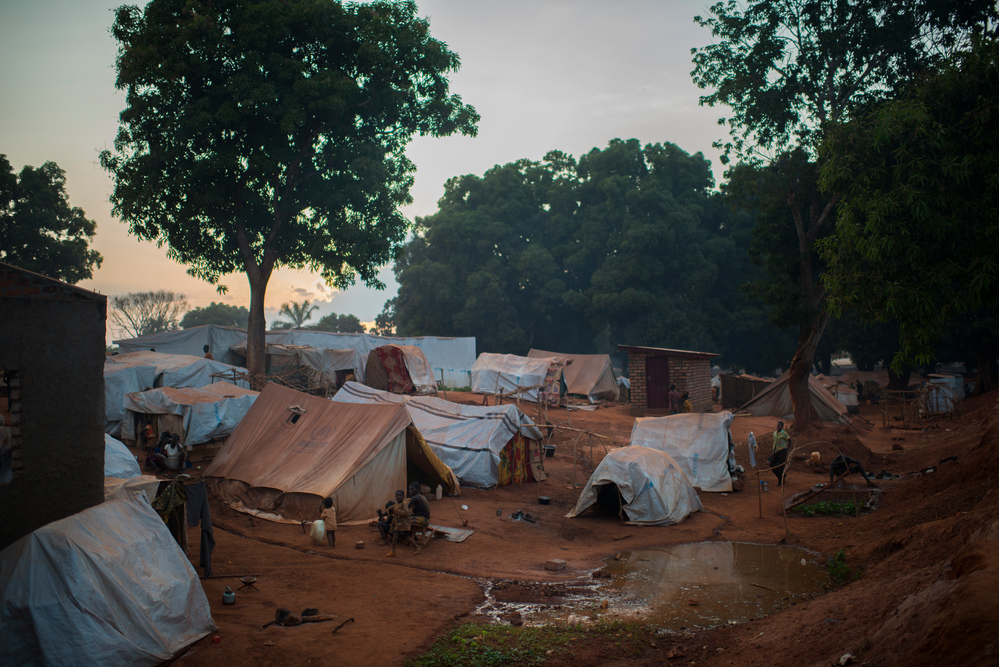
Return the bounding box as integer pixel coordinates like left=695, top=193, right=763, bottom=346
left=0, top=264, right=106, bottom=549
left=667, top=357, right=712, bottom=412
left=626, top=351, right=713, bottom=413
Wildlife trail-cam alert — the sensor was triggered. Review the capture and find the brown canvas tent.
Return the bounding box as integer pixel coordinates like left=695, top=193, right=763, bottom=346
left=203, top=383, right=457, bottom=524
left=527, top=349, right=620, bottom=402
left=738, top=370, right=849, bottom=423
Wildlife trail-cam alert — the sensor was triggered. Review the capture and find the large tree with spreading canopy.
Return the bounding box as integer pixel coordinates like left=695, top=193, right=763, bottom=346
left=691, top=0, right=996, bottom=428
left=102, top=0, right=478, bottom=383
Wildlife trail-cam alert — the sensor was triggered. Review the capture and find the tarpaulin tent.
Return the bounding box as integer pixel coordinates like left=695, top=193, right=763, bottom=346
left=738, top=370, right=850, bottom=423
left=365, top=344, right=437, bottom=395
left=114, top=324, right=248, bottom=367
left=0, top=493, right=214, bottom=667
left=204, top=383, right=458, bottom=524
left=245, top=330, right=476, bottom=389
left=566, top=446, right=702, bottom=525
left=629, top=412, right=736, bottom=492
left=528, top=349, right=620, bottom=403
left=718, top=374, right=772, bottom=409
left=471, top=353, right=565, bottom=405
left=104, top=360, right=157, bottom=437
left=105, top=351, right=249, bottom=391
left=123, top=382, right=259, bottom=447
left=332, top=381, right=546, bottom=488
left=228, top=342, right=361, bottom=393
left=104, top=434, right=141, bottom=479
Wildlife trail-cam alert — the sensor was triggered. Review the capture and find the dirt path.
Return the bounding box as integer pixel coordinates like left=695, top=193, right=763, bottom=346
left=170, top=391, right=999, bottom=666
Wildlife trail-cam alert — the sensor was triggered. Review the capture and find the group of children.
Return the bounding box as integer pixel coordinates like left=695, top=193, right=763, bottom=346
left=316, top=482, right=429, bottom=557
left=142, top=427, right=187, bottom=473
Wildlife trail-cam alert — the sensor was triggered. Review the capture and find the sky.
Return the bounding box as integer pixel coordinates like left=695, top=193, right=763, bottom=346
left=0, top=0, right=726, bottom=340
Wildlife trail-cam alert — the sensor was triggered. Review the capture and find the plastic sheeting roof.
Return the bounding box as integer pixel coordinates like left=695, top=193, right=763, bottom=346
left=114, top=324, right=249, bottom=366
left=103, top=361, right=157, bottom=437
left=203, top=383, right=455, bottom=523
left=629, top=412, right=735, bottom=493
left=528, top=349, right=620, bottom=403
left=332, top=381, right=542, bottom=488
left=105, top=351, right=249, bottom=390
left=123, top=382, right=259, bottom=446
left=738, top=370, right=850, bottom=423
left=566, top=446, right=702, bottom=525
left=0, top=494, right=214, bottom=667
left=104, top=434, right=141, bottom=479
left=252, top=330, right=476, bottom=389
left=471, top=353, right=559, bottom=402
left=228, top=342, right=362, bottom=389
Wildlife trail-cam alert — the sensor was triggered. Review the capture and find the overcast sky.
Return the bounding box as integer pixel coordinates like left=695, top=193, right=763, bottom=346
left=0, top=0, right=725, bottom=338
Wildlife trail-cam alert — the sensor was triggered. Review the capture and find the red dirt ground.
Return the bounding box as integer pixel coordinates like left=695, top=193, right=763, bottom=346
left=166, top=389, right=999, bottom=666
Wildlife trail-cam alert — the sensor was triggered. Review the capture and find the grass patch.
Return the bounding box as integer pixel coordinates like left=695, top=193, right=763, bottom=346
left=791, top=499, right=857, bottom=517
left=404, top=620, right=649, bottom=667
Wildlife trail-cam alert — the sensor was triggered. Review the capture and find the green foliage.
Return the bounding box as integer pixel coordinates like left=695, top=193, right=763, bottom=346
left=101, top=0, right=478, bottom=377
left=821, top=36, right=999, bottom=372
left=110, top=291, right=189, bottom=339
left=391, top=139, right=787, bottom=371
left=827, top=549, right=862, bottom=586
left=180, top=302, right=249, bottom=329
left=308, top=312, right=366, bottom=333
left=404, top=621, right=648, bottom=667
left=0, top=155, right=102, bottom=283
left=791, top=500, right=857, bottom=517
left=274, top=300, right=318, bottom=329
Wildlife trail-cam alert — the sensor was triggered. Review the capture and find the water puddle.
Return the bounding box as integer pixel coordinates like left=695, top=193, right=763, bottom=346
left=475, top=541, right=828, bottom=631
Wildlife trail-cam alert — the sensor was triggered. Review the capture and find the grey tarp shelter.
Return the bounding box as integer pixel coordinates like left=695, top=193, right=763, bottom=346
left=566, top=446, right=702, bottom=525
left=528, top=349, right=620, bottom=403
left=738, top=370, right=849, bottom=423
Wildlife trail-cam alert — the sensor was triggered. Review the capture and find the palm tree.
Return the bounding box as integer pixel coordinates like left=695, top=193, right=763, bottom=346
left=274, top=300, right=319, bottom=329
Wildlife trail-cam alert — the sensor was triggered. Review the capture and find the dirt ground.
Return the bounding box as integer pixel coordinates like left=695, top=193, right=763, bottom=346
left=166, top=388, right=999, bottom=666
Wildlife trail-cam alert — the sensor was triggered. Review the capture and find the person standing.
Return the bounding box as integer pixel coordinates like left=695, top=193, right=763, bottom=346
left=668, top=384, right=680, bottom=414
left=408, top=482, right=431, bottom=544
left=769, top=421, right=791, bottom=486
left=681, top=392, right=693, bottom=413
left=386, top=489, right=420, bottom=557
left=320, top=497, right=337, bottom=547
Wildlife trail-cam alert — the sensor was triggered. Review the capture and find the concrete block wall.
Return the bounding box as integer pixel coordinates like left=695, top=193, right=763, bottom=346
left=0, top=264, right=107, bottom=549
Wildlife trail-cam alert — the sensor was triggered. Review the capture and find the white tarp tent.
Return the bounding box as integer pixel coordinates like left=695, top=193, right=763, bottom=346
left=123, top=382, right=259, bottom=446
left=106, top=351, right=249, bottom=391
left=114, top=324, right=248, bottom=366
left=739, top=370, right=849, bottom=423
left=470, top=353, right=562, bottom=403
left=252, top=330, right=476, bottom=389
left=104, top=434, right=141, bottom=479
left=629, top=412, right=736, bottom=492
left=0, top=494, right=214, bottom=667
left=528, top=349, right=620, bottom=403
left=104, top=360, right=157, bottom=437
left=332, top=381, right=545, bottom=488
left=566, top=446, right=702, bottom=525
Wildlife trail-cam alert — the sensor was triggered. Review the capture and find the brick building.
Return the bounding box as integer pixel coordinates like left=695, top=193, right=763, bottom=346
left=0, top=263, right=106, bottom=549
left=618, top=345, right=717, bottom=416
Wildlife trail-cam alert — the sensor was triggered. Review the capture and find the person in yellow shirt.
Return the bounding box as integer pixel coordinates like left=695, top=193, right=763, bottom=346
left=769, top=421, right=791, bottom=486
left=681, top=392, right=693, bottom=413
left=320, top=497, right=336, bottom=548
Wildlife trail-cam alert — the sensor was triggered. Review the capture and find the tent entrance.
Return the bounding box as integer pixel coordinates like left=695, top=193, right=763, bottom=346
left=595, top=483, right=627, bottom=518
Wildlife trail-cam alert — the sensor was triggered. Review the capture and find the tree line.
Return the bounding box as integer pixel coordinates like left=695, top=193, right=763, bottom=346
left=4, top=1, right=997, bottom=424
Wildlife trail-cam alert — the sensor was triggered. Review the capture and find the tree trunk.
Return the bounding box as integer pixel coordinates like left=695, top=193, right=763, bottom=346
left=887, top=365, right=911, bottom=391
left=246, top=272, right=271, bottom=390
left=787, top=311, right=829, bottom=431
left=973, top=349, right=998, bottom=396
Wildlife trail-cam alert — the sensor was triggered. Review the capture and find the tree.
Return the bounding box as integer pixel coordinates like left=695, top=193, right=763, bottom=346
left=309, top=311, right=366, bottom=333
left=821, top=36, right=999, bottom=392
left=0, top=155, right=102, bottom=283
left=371, top=304, right=396, bottom=336
left=274, top=300, right=318, bottom=329
left=101, top=0, right=478, bottom=385
left=691, top=0, right=996, bottom=428
left=180, top=302, right=250, bottom=328
left=110, top=291, right=189, bottom=339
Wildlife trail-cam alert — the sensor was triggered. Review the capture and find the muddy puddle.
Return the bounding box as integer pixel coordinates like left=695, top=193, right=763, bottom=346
left=475, top=541, right=828, bottom=631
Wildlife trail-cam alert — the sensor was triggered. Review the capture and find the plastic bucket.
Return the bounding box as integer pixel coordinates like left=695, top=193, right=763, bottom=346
left=164, top=454, right=181, bottom=471
left=545, top=445, right=556, bottom=458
